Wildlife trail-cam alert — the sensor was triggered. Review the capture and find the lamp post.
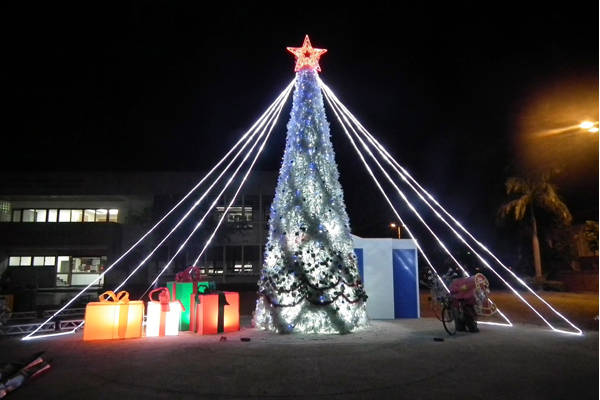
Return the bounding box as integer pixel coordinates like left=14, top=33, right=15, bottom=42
left=390, top=223, right=401, bottom=239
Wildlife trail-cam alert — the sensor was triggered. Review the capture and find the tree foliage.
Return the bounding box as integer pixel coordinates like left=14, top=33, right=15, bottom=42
left=582, top=220, right=599, bottom=255
left=499, top=175, right=572, bottom=225
left=498, top=172, right=572, bottom=278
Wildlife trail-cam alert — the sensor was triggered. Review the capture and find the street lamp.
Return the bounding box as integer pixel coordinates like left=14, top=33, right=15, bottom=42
left=390, top=223, right=401, bottom=239
left=579, top=121, right=599, bottom=133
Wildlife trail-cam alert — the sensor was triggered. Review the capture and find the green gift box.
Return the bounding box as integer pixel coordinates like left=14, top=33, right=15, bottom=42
left=166, top=281, right=212, bottom=330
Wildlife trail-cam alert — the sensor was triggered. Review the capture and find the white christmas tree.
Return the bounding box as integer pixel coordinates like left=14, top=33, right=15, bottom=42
left=253, top=36, right=369, bottom=334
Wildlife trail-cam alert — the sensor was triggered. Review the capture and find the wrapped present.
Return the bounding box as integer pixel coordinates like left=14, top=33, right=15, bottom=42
left=146, top=287, right=185, bottom=337
left=167, top=266, right=213, bottom=330
left=83, top=291, right=144, bottom=341
left=191, top=291, right=239, bottom=335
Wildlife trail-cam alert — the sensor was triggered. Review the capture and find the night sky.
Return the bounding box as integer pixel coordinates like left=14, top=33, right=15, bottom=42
left=3, top=2, right=598, bottom=245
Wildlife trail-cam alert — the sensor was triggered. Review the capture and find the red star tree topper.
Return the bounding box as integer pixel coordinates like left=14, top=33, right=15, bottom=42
left=287, top=35, right=327, bottom=72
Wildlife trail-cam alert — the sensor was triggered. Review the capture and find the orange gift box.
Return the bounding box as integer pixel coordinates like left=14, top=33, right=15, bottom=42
left=83, top=291, right=144, bottom=341
left=191, top=291, right=239, bottom=335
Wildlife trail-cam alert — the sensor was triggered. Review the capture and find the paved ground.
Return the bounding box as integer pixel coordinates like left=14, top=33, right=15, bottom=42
left=0, top=315, right=597, bottom=400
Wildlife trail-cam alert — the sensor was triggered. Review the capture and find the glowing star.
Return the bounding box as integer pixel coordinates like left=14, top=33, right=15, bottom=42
left=287, top=35, right=327, bottom=72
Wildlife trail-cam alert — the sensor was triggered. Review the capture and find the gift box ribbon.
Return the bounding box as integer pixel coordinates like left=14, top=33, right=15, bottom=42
left=149, top=287, right=185, bottom=336
left=192, top=291, right=229, bottom=333
left=98, top=290, right=131, bottom=338
left=173, top=266, right=209, bottom=299
left=175, top=266, right=206, bottom=284
left=99, top=290, right=130, bottom=303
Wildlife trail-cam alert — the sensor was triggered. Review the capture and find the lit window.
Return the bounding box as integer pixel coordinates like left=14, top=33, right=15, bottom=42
left=9, top=257, right=20, bottom=266
left=12, top=210, right=21, bottom=222
left=44, top=256, right=56, bottom=266
left=22, top=209, right=35, bottom=222
left=71, top=257, right=82, bottom=273
left=20, top=256, right=32, bottom=266
left=227, top=206, right=244, bottom=222
left=0, top=200, right=11, bottom=222
left=108, top=209, right=118, bottom=222
left=58, top=210, right=70, bottom=222
left=71, top=210, right=83, bottom=222
left=96, top=209, right=108, bottom=222
left=35, top=209, right=47, bottom=222
left=84, top=209, right=96, bottom=222
left=216, top=205, right=252, bottom=228
left=57, top=256, right=70, bottom=273
left=48, top=209, right=58, bottom=222
left=33, top=256, right=45, bottom=266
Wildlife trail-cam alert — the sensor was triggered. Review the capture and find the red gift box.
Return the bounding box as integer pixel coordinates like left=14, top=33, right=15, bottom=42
left=190, top=291, right=239, bottom=335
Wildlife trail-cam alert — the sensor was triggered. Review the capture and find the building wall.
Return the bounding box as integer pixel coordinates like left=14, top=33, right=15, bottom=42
left=0, top=171, right=278, bottom=292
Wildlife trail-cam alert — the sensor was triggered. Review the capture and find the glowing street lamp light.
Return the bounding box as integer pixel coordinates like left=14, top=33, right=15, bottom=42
left=390, top=223, right=401, bottom=239
left=579, top=121, right=599, bottom=132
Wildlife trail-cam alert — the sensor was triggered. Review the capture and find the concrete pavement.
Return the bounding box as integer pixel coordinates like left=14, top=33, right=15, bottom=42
left=0, top=317, right=597, bottom=400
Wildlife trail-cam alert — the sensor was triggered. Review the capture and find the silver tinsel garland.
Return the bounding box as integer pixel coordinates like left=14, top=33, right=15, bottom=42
left=253, top=69, right=369, bottom=334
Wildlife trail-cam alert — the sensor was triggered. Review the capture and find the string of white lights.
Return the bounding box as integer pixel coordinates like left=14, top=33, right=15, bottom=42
left=80, top=85, right=291, bottom=333
left=319, top=81, right=450, bottom=292
left=319, top=82, right=514, bottom=326
left=141, top=81, right=292, bottom=297
left=320, top=78, right=581, bottom=335
left=118, top=82, right=292, bottom=295
left=332, top=102, right=579, bottom=334
left=23, top=80, right=295, bottom=341
left=322, top=86, right=467, bottom=276
left=192, top=92, right=289, bottom=267
left=332, top=118, right=517, bottom=328
left=322, top=82, right=565, bottom=330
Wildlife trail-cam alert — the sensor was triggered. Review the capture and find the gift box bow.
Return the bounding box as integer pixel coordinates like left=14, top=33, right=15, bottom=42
left=193, top=291, right=229, bottom=306
left=99, top=290, right=130, bottom=303
left=175, top=266, right=207, bottom=283
left=149, top=287, right=185, bottom=312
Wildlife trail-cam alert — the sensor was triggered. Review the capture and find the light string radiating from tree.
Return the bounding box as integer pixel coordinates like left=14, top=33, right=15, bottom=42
left=23, top=79, right=295, bottom=341
left=139, top=81, right=293, bottom=298
left=120, top=80, right=294, bottom=295
left=321, top=81, right=512, bottom=327
left=320, top=78, right=582, bottom=335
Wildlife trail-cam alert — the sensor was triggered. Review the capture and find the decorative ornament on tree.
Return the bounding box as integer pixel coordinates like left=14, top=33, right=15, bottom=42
left=253, top=36, right=368, bottom=334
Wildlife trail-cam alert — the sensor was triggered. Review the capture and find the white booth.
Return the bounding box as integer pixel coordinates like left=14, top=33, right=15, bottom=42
left=352, top=235, right=420, bottom=319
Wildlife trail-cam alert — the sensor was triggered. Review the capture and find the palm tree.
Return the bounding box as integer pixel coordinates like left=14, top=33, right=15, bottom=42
left=499, top=174, right=572, bottom=279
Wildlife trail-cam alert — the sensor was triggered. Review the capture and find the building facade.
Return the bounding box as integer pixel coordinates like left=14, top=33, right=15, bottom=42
left=0, top=171, right=277, bottom=294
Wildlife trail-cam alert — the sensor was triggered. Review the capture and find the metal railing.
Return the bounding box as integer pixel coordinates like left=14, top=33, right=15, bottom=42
left=6, top=311, right=37, bottom=320
left=43, top=308, right=85, bottom=318
left=0, top=322, right=56, bottom=336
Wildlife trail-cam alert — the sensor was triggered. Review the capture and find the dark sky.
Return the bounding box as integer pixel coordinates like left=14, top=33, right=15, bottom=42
left=3, top=1, right=598, bottom=243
